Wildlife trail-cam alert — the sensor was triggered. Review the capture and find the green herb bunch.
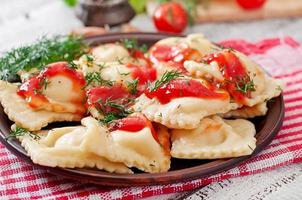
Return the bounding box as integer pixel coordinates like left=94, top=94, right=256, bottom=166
left=0, top=35, right=88, bottom=81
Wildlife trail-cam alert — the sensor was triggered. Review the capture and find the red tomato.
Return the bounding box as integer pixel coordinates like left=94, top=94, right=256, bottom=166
left=153, top=2, right=188, bottom=33
left=236, top=0, right=266, bottom=10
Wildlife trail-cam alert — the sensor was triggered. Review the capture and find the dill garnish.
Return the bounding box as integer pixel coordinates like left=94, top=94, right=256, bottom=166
left=84, top=72, right=114, bottom=88
left=100, top=113, right=120, bottom=124
left=6, top=127, right=40, bottom=140
left=117, top=57, right=126, bottom=65
left=68, top=61, right=78, bottom=69
left=0, top=35, right=88, bottom=81
left=149, top=70, right=183, bottom=92
left=98, top=97, right=134, bottom=124
left=121, top=38, right=148, bottom=53
left=235, top=76, right=256, bottom=94
left=127, top=79, right=138, bottom=95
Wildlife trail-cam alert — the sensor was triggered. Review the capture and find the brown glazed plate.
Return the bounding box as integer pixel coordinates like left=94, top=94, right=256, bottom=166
left=0, top=33, right=285, bottom=187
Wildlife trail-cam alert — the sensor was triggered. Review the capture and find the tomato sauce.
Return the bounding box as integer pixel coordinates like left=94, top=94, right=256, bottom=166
left=149, top=43, right=202, bottom=72
left=126, top=63, right=157, bottom=85
left=86, top=84, right=132, bottom=114
left=144, top=78, right=229, bottom=104
left=109, top=114, right=159, bottom=143
left=202, top=50, right=251, bottom=104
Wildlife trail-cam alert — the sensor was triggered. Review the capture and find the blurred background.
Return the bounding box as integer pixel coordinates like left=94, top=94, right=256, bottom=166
left=0, top=0, right=302, bottom=52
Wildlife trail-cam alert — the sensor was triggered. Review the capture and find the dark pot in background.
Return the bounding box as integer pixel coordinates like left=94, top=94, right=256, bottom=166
left=76, top=0, right=135, bottom=27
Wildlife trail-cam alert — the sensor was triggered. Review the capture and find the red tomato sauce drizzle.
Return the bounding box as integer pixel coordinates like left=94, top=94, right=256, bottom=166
left=86, top=83, right=132, bottom=114
left=109, top=114, right=159, bottom=143
left=202, top=50, right=250, bottom=104
left=144, top=78, right=229, bottom=104
left=149, top=43, right=202, bottom=72
left=126, top=63, right=157, bottom=94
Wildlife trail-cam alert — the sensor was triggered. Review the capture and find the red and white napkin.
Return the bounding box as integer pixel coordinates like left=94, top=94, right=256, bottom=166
left=1, top=37, right=302, bottom=200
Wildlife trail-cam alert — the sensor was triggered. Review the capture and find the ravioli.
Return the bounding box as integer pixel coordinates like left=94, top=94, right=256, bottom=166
left=221, top=102, right=268, bottom=118
left=171, top=116, right=256, bottom=159
left=80, top=115, right=171, bottom=173
left=148, top=34, right=218, bottom=76
left=0, top=80, right=81, bottom=131
left=92, top=43, right=130, bottom=63
left=17, top=62, right=87, bottom=114
left=133, top=77, right=238, bottom=129
left=184, top=51, right=283, bottom=107
left=17, top=125, right=132, bottom=173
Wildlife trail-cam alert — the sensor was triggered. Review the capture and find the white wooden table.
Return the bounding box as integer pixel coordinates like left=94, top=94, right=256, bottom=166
left=1, top=1, right=302, bottom=199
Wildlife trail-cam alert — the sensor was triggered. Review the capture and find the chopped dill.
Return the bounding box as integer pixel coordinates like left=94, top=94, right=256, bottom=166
left=235, top=76, right=256, bottom=94
left=149, top=70, right=183, bottom=92
left=127, top=79, right=138, bottom=95
left=121, top=38, right=148, bottom=53
left=84, top=72, right=114, bottom=88
left=6, top=127, right=40, bottom=140
left=98, top=97, right=134, bottom=124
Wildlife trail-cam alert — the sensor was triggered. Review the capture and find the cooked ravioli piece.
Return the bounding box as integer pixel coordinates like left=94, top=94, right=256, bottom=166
left=221, top=102, right=268, bottom=119
left=134, top=94, right=237, bottom=129
left=18, top=62, right=87, bottom=114
left=92, top=43, right=130, bottom=63
left=18, top=125, right=131, bottom=173
left=80, top=115, right=171, bottom=173
left=171, top=116, right=256, bottom=159
left=133, top=77, right=238, bottom=129
left=0, top=80, right=81, bottom=131
left=148, top=34, right=218, bottom=76
left=235, top=51, right=283, bottom=106
left=184, top=51, right=283, bottom=107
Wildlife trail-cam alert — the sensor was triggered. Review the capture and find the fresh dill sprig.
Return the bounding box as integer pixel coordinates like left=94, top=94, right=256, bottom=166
left=6, top=127, right=40, bottom=140
left=149, top=70, right=183, bottom=92
left=235, top=76, right=256, bottom=94
left=100, top=113, right=120, bottom=124
left=127, top=79, right=139, bottom=95
left=0, top=35, right=88, bottom=81
left=98, top=97, right=134, bottom=124
left=121, top=38, right=148, bottom=53
left=84, top=72, right=114, bottom=88
left=104, top=98, right=133, bottom=116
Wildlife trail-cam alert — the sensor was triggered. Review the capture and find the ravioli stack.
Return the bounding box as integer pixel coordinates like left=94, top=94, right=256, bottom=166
left=0, top=34, right=283, bottom=173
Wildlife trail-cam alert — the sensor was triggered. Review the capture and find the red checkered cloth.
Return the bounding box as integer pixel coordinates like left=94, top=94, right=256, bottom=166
left=1, top=37, right=302, bottom=200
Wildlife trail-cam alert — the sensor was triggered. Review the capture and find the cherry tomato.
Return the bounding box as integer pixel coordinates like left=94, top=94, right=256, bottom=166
left=236, top=0, right=266, bottom=10
left=153, top=2, right=188, bottom=33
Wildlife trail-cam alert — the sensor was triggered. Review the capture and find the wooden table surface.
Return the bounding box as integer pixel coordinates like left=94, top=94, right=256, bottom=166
left=1, top=0, right=302, bottom=199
